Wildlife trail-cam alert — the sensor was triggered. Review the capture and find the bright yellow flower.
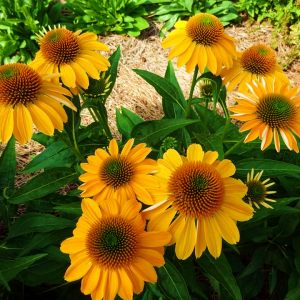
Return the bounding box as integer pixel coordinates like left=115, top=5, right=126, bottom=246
left=161, top=13, right=237, bottom=74
left=0, top=63, right=76, bottom=145
left=29, top=27, right=110, bottom=90
left=230, top=79, right=300, bottom=152
left=61, top=198, right=171, bottom=300
left=221, top=44, right=289, bottom=92
left=245, top=169, right=276, bottom=209
left=79, top=139, right=159, bottom=204
left=142, top=144, right=254, bottom=259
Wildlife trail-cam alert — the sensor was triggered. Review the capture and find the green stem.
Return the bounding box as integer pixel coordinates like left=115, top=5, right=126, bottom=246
left=204, top=98, right=209, bottom=134
left=94, top=109, right=113, bottom=140
left=88, top=108, right=97, bottom=122
left=221, top=118, right=231, bottom=142
left=55, top=130, right=87, bottom=163
left=185, top=65, right=199, bottom=118
left=224, top=138, right=244, bottom=157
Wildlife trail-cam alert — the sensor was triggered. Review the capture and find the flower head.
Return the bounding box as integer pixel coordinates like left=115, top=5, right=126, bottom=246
left=161, top=137, right=178, bottom=151
left=199, top=80, right=213, bottom=99
left=230, top=79, right=300, bottom=152
left=221, top=45, right=289, bottom=92
left=79, top=139, right=159, bottom=204
left=245, top=169, right=276, bottom=209
left=29, top=26, right=110, bottom=90
left=0, top=63, right=76, bottom=145
left=61, top=198, right=171, bottom=300
left=142, top=144, right=254, bottom=259
left=81, top=72, right=111, bottom=101
left=161, top=13, right=237, bottom=74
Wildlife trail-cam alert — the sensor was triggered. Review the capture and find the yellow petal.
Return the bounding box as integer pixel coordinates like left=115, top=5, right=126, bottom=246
left=26, top=103, right=54, bottom=136
left=175, top=217, right=196, bottom=260
left=15, top=104, right=33, bottom=144
left=60, top=63, right=76, bottom=88
left=118, top=268, right=133, bottom=300
left=64, top=257, right=92, bottom=282
left=81, top=265, right=101, bottom=295
left=187, top=144, right=204, bottom=162
left=0, top=105, right=13, bottom=144
left=203, top=217, right=222, bottom=258
left=195, top=219, right=206, bottom=258
left=81, top=198, right=102, bottom=223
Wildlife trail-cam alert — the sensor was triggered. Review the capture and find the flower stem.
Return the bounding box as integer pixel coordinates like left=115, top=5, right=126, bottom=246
left=221, top=118, right=231, bottom=142
left=55, top=130, right=87, bottom=163
left=224, top=138, right=244, bottom=157
left=94, top=109, right=113, bottom=140
left=204, top=98, right=209, bottom=134
left=185, top=65, right=199, bottom=118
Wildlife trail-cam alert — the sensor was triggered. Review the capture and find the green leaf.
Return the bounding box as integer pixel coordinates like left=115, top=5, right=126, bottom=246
left=48, top=2, right=62, bottom=23
left=0, top=137, right=17, bottom=227
left=133, top=69, right=185, bottom=112
left=196, top=252, right=242, bottom=300
left=21, top=141, right=76, bottom=173
left=234, top=158, right=300, bottom=178
left=285, top=280, right=300, bottom=300
left=53, top=202, right=82, bottom=215
left=121, top=107, right=144, bottom=125
left=132, top=119, right=199, bottom=146
left=16, top=228, right=73, bottom=257
left=104, top=45, right=121, bottom=102
left=7, top=213, right=75, bottom=239
left=116, top=108, right=134, bottom=139
left=0, top=137, right=16, bottom=195
left=243, top=197, right=300, bottom=225
left=184, top=0, right=193, bottom=11
left=163, top=61, right=186, bottom=119
left=156, top=259, right=191, bottom=300
left=193, top=133, right=224, bottom=160
left=8, top=167, right=77, bottom=204
left=0, top=253, right=47, bottom=282
left=0, top=270, right=10, bottom=291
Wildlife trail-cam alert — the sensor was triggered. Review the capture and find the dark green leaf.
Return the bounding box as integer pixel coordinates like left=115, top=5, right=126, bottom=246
left=53, top=202, right=82, bottom=215
left=0, top=270, right=10, bottom=291
left=156, top=259, right=191, bottom=300
left=193, top=133, right=224, bottom=160
left=7, top=213, right=75, bottom=239
left=48, top=2, right=62, bottom=23
left=8, top=167, right=77, bottom=204
left=21, top=141, right=76, bottom=173
left=235, top=159, right=300, bottom=178
left=121, top=107, right=144, bottom=125
left=196, top=252, right=242, bottom=300
left=0, top=253, right=47, bottom=282
left=132, top=119, right=199, bottom=145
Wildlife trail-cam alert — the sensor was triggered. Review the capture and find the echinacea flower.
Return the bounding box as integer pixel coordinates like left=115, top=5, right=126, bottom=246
left=230, top=79, right=300, bottom=152
left=79, top=139, right=159, bottom=204
left=0, top=63, right=76, bottom=145
left=81, top=72, right=111, bottom=101
left=61, top=198, right=171, bottom=300
left=29, top=26, right=110, bottom=90
left=161, top=13, right=237, bottom=74
left=221, top=44, right=289, bottom=92
left=245, top=168, right=276, bottom=209
left=142, top=144, right=254, bottom=259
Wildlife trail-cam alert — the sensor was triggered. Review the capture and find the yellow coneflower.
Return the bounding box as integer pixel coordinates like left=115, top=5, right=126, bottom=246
left=81, top=72, right=111, bottom=101
left=142, top=144, right=254, bottom=260
left=161, top=13, right=237, bottom=74
left=221, top=44, right=289, bottom=92
left=0, top=63, right=76, bottom=145
left=79, top=139, right=159, bottom=204
left=29, top=26, right=110, bottom=90
left=229, top=79, right=300, bottom=152
left=245, top=168, right=276, bottom=209
left=61, top=198, right=171, bottom=300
